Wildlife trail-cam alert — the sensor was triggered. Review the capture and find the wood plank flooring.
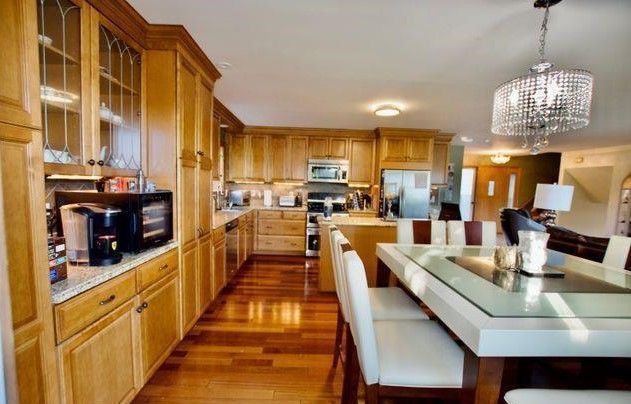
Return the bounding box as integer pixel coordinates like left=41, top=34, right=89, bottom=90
left=133, top=255, right=345, bottom=403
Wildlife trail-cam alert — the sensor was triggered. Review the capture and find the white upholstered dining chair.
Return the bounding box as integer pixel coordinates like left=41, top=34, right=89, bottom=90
left=341, top=250, right=464, bottom=403
left=397, top=219, right=447, bottom=244
left=504, top=389, right=631, bottom=404
left=329, top=227, right=428, bottom=369
left=602, top=235, right=631, bottom=270
left=446, top=220, right=497, bottom=246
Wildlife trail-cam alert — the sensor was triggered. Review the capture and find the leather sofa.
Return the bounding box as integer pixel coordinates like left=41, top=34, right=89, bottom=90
left=500, top=208, right=609, bottom=263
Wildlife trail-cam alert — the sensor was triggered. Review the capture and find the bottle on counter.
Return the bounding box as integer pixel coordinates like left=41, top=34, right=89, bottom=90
left=136, top=168, right=145, bottom=193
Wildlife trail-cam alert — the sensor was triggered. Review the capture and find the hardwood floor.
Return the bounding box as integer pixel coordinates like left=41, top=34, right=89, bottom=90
left=133, top=255, right=345, bottom=403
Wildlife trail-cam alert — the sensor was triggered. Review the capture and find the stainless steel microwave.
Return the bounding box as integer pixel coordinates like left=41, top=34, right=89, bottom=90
left=307, top=159, right=349, bottom=183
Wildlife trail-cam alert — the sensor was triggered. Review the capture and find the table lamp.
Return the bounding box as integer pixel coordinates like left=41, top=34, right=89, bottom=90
left=533, top=183, right=574, bottom=226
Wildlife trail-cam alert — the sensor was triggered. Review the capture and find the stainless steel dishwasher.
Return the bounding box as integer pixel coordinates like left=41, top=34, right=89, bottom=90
left=225, top=219, right=239, bottom=281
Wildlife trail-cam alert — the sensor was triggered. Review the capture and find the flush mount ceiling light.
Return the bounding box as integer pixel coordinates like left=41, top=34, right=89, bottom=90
left=374, top=105, right=401, bottom=117
left=218, top=61, right=232, bottom=69
left=491, top=0, right=593, bottom=155
left=460, top=136, right=474, bottom=143
left=490, top=153, right=511, bottom=165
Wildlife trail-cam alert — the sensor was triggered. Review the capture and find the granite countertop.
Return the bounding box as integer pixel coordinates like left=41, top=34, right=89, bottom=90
left=50, top=241, right=179, bottom=304
left=318, top=215, right=396, bottom=227
left=212, top=205, right=307, bottom=229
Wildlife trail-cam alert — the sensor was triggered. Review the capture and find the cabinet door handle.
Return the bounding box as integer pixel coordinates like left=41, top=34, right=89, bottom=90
left=97, top=160, right=105, bottom=166
left=88, top=159, right=96, bottom=166
left=159, top=263, right=169, bottom=271
left=99, top=294, right=116, bottom=305
left=197, top=150, right=205, bottom=156
left=136, top=302, right=149, bottom=313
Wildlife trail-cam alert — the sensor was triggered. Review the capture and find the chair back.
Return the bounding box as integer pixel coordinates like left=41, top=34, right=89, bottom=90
left=438, top=202, right=462, bottom=221
left=500, top=208, right=545, bottom=245
left=397, top=219, right=446, bottom=245
left=447, top=221, right=497, bottom=246
left=342, top=250, right=380, bottom=385
left=603, top=235, right=631, bottom=271
left=330, top=228, right=352, bottom=322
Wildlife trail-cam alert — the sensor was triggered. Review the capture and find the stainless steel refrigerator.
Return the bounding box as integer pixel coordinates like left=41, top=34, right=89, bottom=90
left=379, top=169, right=431, bottom=220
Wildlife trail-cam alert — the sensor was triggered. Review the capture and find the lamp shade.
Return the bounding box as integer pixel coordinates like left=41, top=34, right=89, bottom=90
left=533, top=183, right=574, bottom=211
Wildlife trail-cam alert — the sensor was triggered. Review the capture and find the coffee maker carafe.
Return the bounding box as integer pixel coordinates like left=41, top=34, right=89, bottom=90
left=60, top=203, right=123, bottom=266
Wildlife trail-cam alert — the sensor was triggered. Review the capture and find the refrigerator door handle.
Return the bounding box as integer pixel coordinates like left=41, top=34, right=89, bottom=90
left=399, top=186, right=405, bottom=218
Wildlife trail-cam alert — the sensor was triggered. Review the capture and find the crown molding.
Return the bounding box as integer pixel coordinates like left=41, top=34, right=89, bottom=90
left=214, top=98, right=245, bottom=133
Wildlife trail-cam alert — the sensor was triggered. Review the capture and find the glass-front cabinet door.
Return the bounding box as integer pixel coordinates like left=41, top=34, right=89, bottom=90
left=98, top=23, right=142, bottom=174
left=37, top=0, right=87, bottom=172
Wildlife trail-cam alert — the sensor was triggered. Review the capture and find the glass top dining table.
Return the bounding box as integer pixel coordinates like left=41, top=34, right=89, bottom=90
left=395, top=245, right=631, bottom=319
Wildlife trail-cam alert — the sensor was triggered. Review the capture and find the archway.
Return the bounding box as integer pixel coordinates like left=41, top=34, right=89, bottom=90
left=615, top=175, right=631, bottom=236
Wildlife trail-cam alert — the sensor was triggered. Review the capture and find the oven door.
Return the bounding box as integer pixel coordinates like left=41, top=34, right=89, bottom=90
left=306, top=228, right=321, bottom=257
left=307, top=213, right=321, bottom=228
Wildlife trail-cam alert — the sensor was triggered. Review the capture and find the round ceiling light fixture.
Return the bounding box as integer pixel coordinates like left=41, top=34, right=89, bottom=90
left=218, top=61, right=232, bottom=69
left=460, top=136, right=474, bottom=143
left=374, top=105, right=401, bottom=117
left=490, top=153, right=511, bottom=165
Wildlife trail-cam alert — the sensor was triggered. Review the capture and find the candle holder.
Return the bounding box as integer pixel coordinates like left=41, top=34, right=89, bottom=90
left=517, top=230, right=550, bottom=276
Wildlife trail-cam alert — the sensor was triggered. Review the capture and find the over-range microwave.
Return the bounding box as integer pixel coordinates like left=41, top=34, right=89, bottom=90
left=55, top=190, right=173, bottom=253
left=307, top=159, right=349, bottom=183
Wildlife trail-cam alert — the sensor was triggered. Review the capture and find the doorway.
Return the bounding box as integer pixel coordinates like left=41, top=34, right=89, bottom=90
left=460, top=167, right=477, bottom=221
left=473, top=166, right=522, bottom=226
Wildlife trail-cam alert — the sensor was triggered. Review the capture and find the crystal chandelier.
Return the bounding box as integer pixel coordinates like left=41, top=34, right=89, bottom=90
left=491, top=0, right=593, bottom=154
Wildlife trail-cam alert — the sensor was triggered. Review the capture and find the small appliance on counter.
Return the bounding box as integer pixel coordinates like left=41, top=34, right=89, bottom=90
left=263, top=190, right=273, bottom=207
left=279, top=195, right=298, bottom=207
left=59, top=203, right=122, bottom=266
left=55, top=190, right=173, bottom=253
left=228, top=190, right=251, bottom=206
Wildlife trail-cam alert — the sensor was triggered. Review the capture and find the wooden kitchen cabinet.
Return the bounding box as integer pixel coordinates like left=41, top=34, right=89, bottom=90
left=212, top=227, right=226, bottom=296
left=308, top=137, right=347, bottom=159
left=198, top=233, right=213, bottom=311
left=249, top=134, right=268, bottom=181
left=212, top=115, right=221, bottom=179
left=407, top=137, right=432, bottom=163
left=1, top=122, right=59, bottom=403
left=349, top=138, right=376, bottom=185
left=137, top=273, right=179, bottom=383
left=256, top=209, right=306, bottom=255
left=375, top=128, right=438, bottom=171
left=0, top=0, right=41, bottom=129
left=288, top=136, right=308, bottom=181
left=58, top=299, right=139, bottom=404
left=380, top=136, right=409, bottom=162
left=227, top=133, right=248, bottom=181
left=180, top=243, right=199, bottom=334
left=238, top=219, right=247, bottom=267
left=269, top=135, right=288, bottom=181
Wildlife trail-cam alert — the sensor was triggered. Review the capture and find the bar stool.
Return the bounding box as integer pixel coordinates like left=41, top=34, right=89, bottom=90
left=397, top=219, right=447, bottom=244
left=341, top=250, right=464, bottom=404
left=602, top=235, right=631, bottom=270
left=330, top=227, right=428, bottom=369
left=447, top=220, right=497, bottom=246
left=505, top=389, right=631, bottom=404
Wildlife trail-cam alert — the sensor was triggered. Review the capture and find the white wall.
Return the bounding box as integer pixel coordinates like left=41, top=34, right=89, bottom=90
left=558, top=145, right=631, bottom=237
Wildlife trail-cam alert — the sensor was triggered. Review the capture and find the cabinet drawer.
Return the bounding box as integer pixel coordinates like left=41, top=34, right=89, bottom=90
left=213, top=226, right=225, bottom=242
left=257, top=235, right=305, bottom=252
left=282, top=211, right=306, bottom=220
left=136, top=249, right=178, bottom=292
left=258, top=210, right=282, bottom=219
left=258, top=219, right=305, bottom=236
left=54, top=270, right=136, bottom=343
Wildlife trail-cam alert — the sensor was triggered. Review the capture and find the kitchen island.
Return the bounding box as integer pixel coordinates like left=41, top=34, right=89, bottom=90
left=318, top=216, right=396, bottom=291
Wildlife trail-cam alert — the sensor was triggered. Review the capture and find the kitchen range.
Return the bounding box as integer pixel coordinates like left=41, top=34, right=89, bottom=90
left=305, top=192, right=348, bottom=257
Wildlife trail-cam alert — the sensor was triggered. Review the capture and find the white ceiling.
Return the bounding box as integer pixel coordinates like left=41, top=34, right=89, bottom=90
left=130, top=0, right=631, bottom=153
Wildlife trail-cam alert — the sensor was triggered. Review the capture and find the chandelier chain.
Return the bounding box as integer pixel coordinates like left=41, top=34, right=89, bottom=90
left=538, top=2, right=551, bottom=62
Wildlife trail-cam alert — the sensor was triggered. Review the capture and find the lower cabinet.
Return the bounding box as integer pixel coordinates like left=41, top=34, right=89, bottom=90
left=238, top=222, right=247, bottom=267
left=181, top=243, right=199, bottom=334
left=198, top=234, right=214, bottom=311
left=213, top=230, right=226, bottom=296
left=256, top=210, right=306, bottom=255
left=137, top=273, right=179, bottom=383
left=58, top=299, right=139, bottom=404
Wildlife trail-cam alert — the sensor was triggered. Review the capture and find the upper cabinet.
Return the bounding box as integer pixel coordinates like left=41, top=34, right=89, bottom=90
left=430, top=133, right=454, bottom=185
left=308, top=137, right=347, bottom=160
left=288, top=136, right=308, bottom=182
left=375, top=128, right=437, bottom=172
left=0, top=0, right=41, bottom=128
left=348, top=138, right=375, bottom=186
left=97, top=22, right=142, bottom=174
left=36, top=0, right=145, bottom=176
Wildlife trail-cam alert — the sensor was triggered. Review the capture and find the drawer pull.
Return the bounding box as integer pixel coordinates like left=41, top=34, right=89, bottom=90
left=159, top=263, right=169, bottom=271
left=136, top=302, right=149, bottom=313
left=99, top=295, right=116, bottom=305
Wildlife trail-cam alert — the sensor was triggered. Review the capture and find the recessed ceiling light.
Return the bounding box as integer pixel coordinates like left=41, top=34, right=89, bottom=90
left=460, top=136, right=474, bottom=143
left=374, top=105, right=400, bottom=117
left=484, top=138, right=491, bottom=144
left=218, top=61, right=232, bottom=69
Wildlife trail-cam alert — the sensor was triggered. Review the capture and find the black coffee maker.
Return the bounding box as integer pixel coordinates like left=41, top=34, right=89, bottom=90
left=59, top=203, right=123, bottom=266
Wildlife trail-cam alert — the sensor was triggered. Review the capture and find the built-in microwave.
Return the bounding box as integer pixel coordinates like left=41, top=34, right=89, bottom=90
left=307, top=159, right=349, bottom=183
left=55, top=190, right=173, bottom=253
